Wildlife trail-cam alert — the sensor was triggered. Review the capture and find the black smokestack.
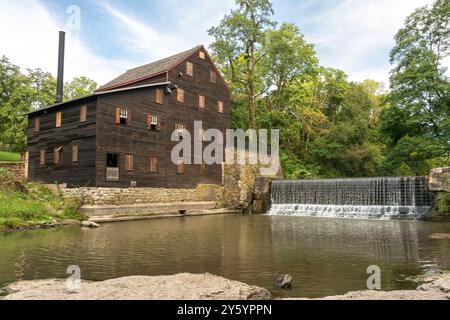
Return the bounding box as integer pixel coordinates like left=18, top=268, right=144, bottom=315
left=56, top=31, right=65, bottom=104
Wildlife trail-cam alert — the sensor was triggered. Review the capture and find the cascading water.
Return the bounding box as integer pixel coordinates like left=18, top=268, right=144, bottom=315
left=268, top=177, right=432, bottom=220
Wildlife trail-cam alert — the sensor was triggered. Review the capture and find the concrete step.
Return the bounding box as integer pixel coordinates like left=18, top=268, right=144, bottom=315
left=80, top=201, right=219, bottom=217
left=89, top=208, right=238, bottom=224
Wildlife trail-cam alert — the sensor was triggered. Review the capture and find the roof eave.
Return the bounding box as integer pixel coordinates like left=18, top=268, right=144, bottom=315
left=27, top=82, right=171, bottom=116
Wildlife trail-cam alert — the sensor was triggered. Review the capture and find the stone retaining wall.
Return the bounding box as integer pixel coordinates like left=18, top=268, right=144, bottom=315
left=428, top=167, right=450, bottom=222
left=0, top=162, right=25, bottom=178
left=58, top=184, right=223, bottom=206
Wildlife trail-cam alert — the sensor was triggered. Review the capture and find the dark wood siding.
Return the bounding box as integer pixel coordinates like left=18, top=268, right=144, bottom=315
left=27, top=98, right=97, bottom=187
left=95, top=53, right=230, bottom=188
left=26, top=50, right=231, bottom=189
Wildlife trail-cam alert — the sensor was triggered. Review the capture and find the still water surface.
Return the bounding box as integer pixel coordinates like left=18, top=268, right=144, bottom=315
left=1, top=215, right=450, bottom=298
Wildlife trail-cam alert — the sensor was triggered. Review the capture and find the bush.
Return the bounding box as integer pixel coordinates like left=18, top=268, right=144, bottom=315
left=0, top=169, right=82, bottom=228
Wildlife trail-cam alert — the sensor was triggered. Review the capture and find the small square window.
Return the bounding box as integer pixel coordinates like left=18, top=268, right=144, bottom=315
left=175, top=124, right=184, bottom=132
left=199, top=51, right=206, bottom=60
left=115, top=107, right=130, bottom=125
left=120, top=109, right=128, bottom=125
left=147, top=114, right=161, bottom=131
left=107, top=153, right=119, bottom=168
left=186, top=62, right=194, bottom=77
left=106, top=153, right=119, bottom=181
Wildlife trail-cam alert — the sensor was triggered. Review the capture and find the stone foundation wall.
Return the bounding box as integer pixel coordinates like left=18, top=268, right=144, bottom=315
left=428, top=167, right=450, bottom=222
left=58, top=184, right=223, bottom=206
left=0, top=162, right=25, bottom=178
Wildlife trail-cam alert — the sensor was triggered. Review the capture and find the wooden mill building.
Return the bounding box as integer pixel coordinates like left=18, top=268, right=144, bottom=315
left=26, top=46, right=231, bottom=188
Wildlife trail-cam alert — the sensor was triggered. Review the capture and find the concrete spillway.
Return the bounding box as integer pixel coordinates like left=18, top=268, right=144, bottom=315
left=268, top=177, right=432, bottom=220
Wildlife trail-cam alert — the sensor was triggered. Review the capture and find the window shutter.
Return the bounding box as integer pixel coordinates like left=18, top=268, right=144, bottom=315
left=200, top=162, right=206, bottom=175
left=54, top=147, right=60, bottom=164
left=115, top=107, right=121, bottom=124
left=210, top=70, right=217, bottom=84
left=80, top=105, right=87, bottom=123
left=156, top=89, right=164, bottom=104
left=56, top=112, right=62, bottom=128
left=199, top=95, right=205, bottom=109
left=72, top=144, right=78, bottom=162
left=127, top=109, right=132, bottom=125
left=34, top=118, right=40, bottom=133
left=178, top=161, right=184, bottom=174
left=40, top=149, right=46, bottom=166
left=218, top=101, right=224, bottom=113
left=186, top=62, right=193, bottom=77
left=177, top=88, right=184, bottom=102
left=150, top=157, right=158, bottom=173
left=125, top=154, right=134, bottom=171
left=157, top=118, right=161, bottom=131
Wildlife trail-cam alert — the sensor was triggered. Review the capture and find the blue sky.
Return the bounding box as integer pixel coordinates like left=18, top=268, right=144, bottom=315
left=0, top=0, right=437, bottom=86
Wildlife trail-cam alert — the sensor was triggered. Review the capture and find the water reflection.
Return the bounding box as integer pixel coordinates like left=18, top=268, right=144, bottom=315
left=0, top=215, right=449, bottom=298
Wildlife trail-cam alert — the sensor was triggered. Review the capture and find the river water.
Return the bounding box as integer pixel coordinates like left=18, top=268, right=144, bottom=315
left=1, top=215, right=450, bottom=298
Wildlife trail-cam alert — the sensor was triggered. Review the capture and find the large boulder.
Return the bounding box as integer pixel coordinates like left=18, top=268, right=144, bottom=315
left=4, top=273, right=272, bottom=300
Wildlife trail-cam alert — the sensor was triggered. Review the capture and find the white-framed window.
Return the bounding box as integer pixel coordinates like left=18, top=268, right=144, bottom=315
left=151, top=116, right=158, bottom=126
left=175, top=124, right=185, bottom=133
left=120, top=109, right=128, bottom=119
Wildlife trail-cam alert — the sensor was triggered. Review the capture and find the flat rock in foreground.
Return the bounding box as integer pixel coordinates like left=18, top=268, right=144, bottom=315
left=293, top=273, right=450, bottom=300
left=3, top=273, right=272, bottom=300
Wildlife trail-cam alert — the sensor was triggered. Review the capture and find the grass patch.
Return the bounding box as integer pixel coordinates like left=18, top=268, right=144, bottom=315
left=0, top=168, right=83, bottom=230
left=0, top=151, right=21, bottom=162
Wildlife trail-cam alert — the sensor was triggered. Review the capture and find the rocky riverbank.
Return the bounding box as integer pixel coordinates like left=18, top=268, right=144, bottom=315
left=3, top=273, right=272, bottom=300
left=3, top=272, right=450, bottom=300
left=303, top=273, right=450, bottom=300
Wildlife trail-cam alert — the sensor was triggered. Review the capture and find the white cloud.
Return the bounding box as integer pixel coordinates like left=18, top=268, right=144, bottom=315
left=1, top=0, right=446, bottom=89
left=98, top=0, right=235, bottom=62
left=297, top=0, right=436, bottom=84
left=0, top=0, right=131, bottom=86
left=99, top=2, right=187, bottom=61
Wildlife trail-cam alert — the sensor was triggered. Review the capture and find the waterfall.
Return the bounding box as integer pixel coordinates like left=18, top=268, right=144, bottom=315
left=268, top=177, right=432, bottom=220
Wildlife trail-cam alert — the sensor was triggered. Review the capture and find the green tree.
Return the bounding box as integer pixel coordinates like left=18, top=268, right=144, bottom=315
left=381, top=0, right=450, bottom=174
left=209, top=0, right=275, bottom=128
left=310, top=80, right=386, bottom=177
left=0, top=55, right=98, bottom=152
left=27, top=68, right=56, bottom=110
left=0, top=56, right=33, bottom=152
left=262, top=23, right=318, bottom=111
left=64, top=76, right=98, bottom=101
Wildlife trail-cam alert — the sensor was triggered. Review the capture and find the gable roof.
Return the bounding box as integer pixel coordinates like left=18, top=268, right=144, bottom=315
left=97, top=45, right=229, bottom=93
